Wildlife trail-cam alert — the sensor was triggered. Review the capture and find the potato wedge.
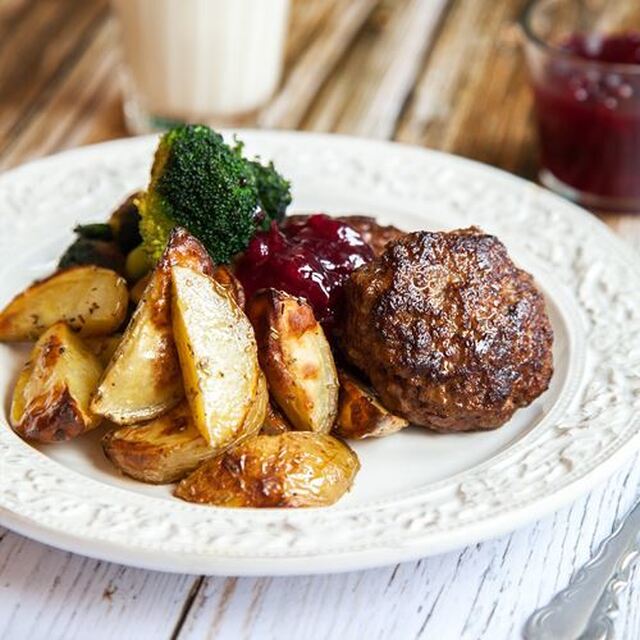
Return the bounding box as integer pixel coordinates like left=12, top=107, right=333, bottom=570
left=171, top=262, right=266, bottom=447
left=246, top=289, right=338, bottom=434
left=90, top=260, right=183, bottom=424
left=129, top=263, right=235, bottom=308
left=90, top=229, right=217, bottom=425
left=84, top=334, right=122, bottom=367
left=129, top=273, right=151, bottom=305
left=0, top=266, right=128, bottom=341
left=175, top=432, right=360, bottom=507
left=212, top=265, right=245, bottom=309
left=9, top=361, right=30, bottom=429
left=102, top=374, right=267, bottom=484
left=102, top=402, right=213, bottom=484
left=261, top=401, right=292, bottom=435
left=334, top=369, right=409, bottom=439
left=241, top=371, right=269, bottom=437
left=10, top=322, right=103, bottom=442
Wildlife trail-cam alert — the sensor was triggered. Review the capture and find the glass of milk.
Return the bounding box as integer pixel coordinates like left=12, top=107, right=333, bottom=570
left=110, top=0, right=291, bottom=133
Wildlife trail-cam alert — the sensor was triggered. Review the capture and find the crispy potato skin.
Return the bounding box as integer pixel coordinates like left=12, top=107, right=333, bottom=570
left=241, top=372, right=269, bottom=437
left=103, top=377, right=267, bottom=484
left=261, top=401, right=292, bottom=435
left=9, top=363, right=30, bottom=429
left=0, top=266, right=128, bottom=341
left=91, top=259, right=183, bottom=424
left=171, top=261, right=266, bottom=448
left=175, top=432, right=360, bottom=507
left=212, top=265, right=245, bottom=309
left=91, top=229, right=218, bottom=425
left=334, top=369, right=409, bottom=439
left=161, top=228, right=217, bottom=277
left=102, top=402, right=215, bottom=484
left=246, top=289, right=339, bottom=434
left=11, top=323, right=103, bottom=442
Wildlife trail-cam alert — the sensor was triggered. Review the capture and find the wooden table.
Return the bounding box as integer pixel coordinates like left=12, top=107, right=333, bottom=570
left=1, top=1, right=639, bottom=638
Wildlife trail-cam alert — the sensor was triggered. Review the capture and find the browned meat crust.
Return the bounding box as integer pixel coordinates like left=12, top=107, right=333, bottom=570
left=340, top=227, right=554, bottom=432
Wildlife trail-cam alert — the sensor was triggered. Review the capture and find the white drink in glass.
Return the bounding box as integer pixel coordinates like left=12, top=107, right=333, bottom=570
left=111, top=0, right=290, bottom=132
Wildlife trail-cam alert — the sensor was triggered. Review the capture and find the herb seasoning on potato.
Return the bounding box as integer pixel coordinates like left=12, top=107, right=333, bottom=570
left=246, top=289, right=339, bottom=434
left=11, top=322, right=104, bottom=442
left=175, top=432, right=360, bottom=508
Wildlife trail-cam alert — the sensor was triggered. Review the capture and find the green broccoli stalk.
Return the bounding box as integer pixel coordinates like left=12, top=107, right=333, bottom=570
left=138, top=125, right=291, bottom=264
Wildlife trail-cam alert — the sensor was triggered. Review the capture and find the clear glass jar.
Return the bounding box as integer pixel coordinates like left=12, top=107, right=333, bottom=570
left=521, top=0, right=640, bottom=212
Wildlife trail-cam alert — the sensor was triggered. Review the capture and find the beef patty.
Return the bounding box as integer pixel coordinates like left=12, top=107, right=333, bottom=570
left=340, top=227, right=554, bottom=431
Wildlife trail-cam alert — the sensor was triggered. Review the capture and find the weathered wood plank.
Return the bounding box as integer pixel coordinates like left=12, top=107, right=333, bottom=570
left=0, top=0, right=352, bottom=164
left=0, top=0, right=31, bottom=28
left=284, top=0, right=338, bottom=69
left=0, top=528, right=196, bottom=640
left=0, top=0, right=108, bottom=155
left=0, top=19, right=119, bottom=170
left=304, top=0, right=449, bottom=139
left=258, top=0, right=381, bottom=129
left=395, top=0, right=536, bottom=177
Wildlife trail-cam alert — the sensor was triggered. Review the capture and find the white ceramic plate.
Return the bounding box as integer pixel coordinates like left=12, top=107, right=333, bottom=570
left=0, top=131, right=638, bottom=576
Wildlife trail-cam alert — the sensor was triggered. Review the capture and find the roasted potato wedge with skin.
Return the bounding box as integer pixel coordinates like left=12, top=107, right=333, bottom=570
left=175, top=432, right=360, bottom=507
left=0, top=266, right=128, bottom=342
left=241, top=371, right=269, bottom=437
left=84, top=334, right=122, bottom=367
left=9, top=362, right=31, bottom=428
left=102, top=402, right=214, bottom=484
left=91, top=229, right=217, bottom=425
left=246, top=289, right=339, bottom=434
left=90, top=259, right=183, bottom=424
left=261, top=401, right=292, bottom=435
left=10, top=322, right=103, bottom=443
left=102, top=375, right=267, bottom=484
left=212, top=265, right=245, bottom=309
left=171, top=262, right=266, bottom=447
left=334, top=369, right=409, bottom=439
left=131, top=263, right=235, bottom=307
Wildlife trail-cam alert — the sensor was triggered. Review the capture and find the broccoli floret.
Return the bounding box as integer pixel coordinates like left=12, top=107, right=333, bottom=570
left=249, top=159, right=291, bottom=225
left=138, top=125, right=291, bottom=264
left=232, top=139, right=291, bottom=225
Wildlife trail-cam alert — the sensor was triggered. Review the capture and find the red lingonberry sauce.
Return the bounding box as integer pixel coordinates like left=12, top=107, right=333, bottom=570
left=235, top=214, right=374, bottom=326
left=533, top=32, right=640, bottom=201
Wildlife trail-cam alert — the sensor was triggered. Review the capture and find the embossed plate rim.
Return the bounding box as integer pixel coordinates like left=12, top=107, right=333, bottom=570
left=0, top=131, right=638, bottom=576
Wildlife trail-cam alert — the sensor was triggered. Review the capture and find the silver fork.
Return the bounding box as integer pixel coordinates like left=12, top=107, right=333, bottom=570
left=523, top=498, right=640, bottom=640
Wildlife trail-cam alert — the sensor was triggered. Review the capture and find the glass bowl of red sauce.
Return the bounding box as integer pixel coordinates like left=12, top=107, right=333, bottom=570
left=521, top=0, right=640, bottom=211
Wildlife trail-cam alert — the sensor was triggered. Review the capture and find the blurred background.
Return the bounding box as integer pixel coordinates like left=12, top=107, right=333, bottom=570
left=0, top=0, right=531, bottom=173
left=5, top=0, right=640, bottom=224
left=0, top=0, right=638, bottom=232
